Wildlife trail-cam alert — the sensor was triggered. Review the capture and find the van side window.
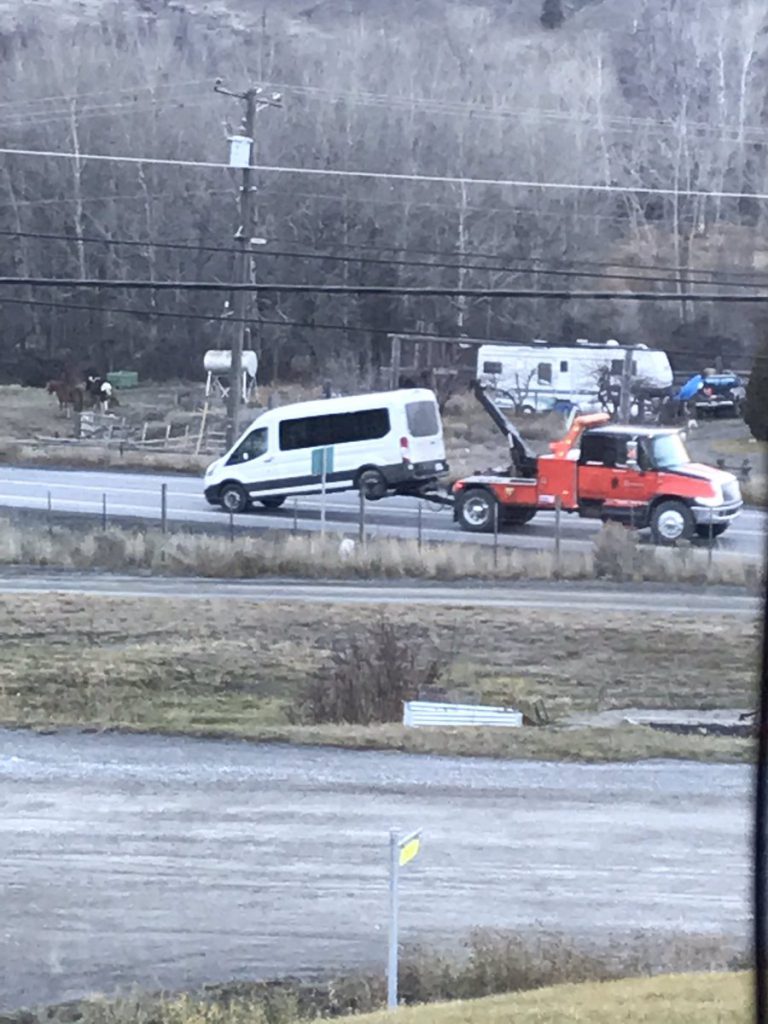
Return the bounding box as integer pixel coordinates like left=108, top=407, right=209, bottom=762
left=406, top=401, right=439, bottom=437
left=537, top=362, right=552, bottom=384
left=560, top=360, right=568, bottom=373
left=229, top=427, right=268, bottom=463
left=280, top=408, right=390, bottom=451
left=483, top=361, right=502, bottom=375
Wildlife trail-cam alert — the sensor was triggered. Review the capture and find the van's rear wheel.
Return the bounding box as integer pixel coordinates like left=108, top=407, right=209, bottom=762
left=259, top=496, right=286, bottom=509
left=650, top=500, right=694, bottom=545
left=457, top=488, right=497, bottom=533
left=357, top=468, right=388, bottom=501
left=219, top=482, right=249, bottom=514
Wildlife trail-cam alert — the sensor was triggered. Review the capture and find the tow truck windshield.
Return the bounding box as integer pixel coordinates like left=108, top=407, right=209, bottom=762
left=650, top=433, right=690, bottom=469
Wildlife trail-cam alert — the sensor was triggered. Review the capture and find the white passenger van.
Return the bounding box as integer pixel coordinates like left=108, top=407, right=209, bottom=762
left=203, top=388, right=448, bottom=513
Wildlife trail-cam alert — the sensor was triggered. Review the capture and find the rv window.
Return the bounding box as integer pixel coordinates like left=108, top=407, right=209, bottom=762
left=560, top=360, right=568, bottom=373
left=229, top=427, right=268, bottom=463
left=279, top=408, right=390, bottom=451
left=610, top=359, right=638, bottom=375
left=406, top=400, right=440, bottom=437
left=483, top=361, right=502, bottom=375
left=537, top=362, right=552, bottom=384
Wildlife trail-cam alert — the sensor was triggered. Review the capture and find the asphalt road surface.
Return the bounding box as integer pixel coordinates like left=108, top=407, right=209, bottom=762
left=0, top=572, right=758, bottom=616
left=0, top=465, right=764, bottom=557
left=0, top=731, right=750, bottom=1009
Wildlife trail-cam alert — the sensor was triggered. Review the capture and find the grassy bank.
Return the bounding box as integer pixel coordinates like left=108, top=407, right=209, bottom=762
left=10, top=930, right=746, bottom=1023
left=0, top=593, right=756, bottom=763
left=0, top=517, right=761, bottom=587
left=339, top=973, right=750, bottom=1024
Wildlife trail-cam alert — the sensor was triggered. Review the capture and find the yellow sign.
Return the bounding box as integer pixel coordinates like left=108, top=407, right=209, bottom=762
left=399, top=836, right=421, bottom=867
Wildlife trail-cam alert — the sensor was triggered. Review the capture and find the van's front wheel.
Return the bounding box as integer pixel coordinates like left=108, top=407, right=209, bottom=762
left=219, top=482, right=249, bottom=514
left=357, top=468, right=388, bottom=501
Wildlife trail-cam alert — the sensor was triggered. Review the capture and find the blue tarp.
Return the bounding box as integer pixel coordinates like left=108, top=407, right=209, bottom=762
left=676, top=374, right=704, bottom=401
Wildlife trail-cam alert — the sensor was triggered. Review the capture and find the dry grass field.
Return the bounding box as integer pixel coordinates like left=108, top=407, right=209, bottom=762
left=0, top=593, right=756, bottom=762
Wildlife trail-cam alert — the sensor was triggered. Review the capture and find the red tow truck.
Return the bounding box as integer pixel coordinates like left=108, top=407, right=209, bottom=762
left=451, top=384, right=743, bottom=545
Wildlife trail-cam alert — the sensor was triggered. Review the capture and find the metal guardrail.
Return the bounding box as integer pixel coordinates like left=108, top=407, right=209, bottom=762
left=403, top=700, right=523, bottom=728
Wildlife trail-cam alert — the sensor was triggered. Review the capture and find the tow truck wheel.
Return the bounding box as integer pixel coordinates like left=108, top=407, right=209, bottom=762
left=695, top=523, right=728, bottom=539
left=457, top=488, right=497, bottom=532
left=650, top=500, right=695, bottom=545
left=259, top=496, right=286, bottom=509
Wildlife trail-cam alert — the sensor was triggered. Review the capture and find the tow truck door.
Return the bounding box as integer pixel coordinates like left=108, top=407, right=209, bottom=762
left=577, top=432, right=649, bottom=512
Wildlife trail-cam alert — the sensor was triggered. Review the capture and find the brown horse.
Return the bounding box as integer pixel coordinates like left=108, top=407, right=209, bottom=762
left=46, top=380, right=83, bottom=416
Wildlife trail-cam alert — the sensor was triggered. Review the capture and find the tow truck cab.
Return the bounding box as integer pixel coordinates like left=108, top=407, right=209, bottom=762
left=565, top=425, right=743, bottom=542
left=453, top=419, right=743, bottom=544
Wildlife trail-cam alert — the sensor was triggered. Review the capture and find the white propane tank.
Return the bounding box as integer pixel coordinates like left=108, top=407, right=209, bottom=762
left=203, top=350, right=259, bottom=379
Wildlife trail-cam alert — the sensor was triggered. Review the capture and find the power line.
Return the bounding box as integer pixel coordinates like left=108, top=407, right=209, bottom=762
left=3, top=146, right=768, bottom=202
left=254, top=78, right=768, bottom=144
left=0, top=78, right=212, bottom=112
left=0, top=295, right=751, bottom=359
left=1, top=277, right=767, bottom=300
left=4, top=228, right=766, bottom=289
left=0, top=295, right=450, bottom=339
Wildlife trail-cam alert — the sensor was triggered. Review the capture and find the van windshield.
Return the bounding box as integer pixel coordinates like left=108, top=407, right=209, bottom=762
left=229, top=427, right=268, bottom=463
left=650, top=433, right=690, bottom=469
left=406, top=400, right=440, bottom=437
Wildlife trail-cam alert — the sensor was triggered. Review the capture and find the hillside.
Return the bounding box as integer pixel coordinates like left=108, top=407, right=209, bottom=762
left=0, top=0, right=765, bottom=383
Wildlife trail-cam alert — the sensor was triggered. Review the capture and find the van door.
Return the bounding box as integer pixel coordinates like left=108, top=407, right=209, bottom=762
left=404, top=398, right=445, bottom=464
left=225, top=426, right=273, bottom=492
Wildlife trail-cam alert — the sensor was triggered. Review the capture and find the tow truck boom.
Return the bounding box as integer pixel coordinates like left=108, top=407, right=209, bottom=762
left=471, top=381, right=538, bottom=478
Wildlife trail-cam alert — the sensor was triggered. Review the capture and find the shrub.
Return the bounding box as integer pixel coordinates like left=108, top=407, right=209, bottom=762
left=745, top=335, right=768, bottom=441
left=299, top=614, right=446, bottom=725
left=592, top=523, right=642, bottom=582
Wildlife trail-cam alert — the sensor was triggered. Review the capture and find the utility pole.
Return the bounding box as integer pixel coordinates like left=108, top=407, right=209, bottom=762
left=215, top=81, right=281, bottom=448
left=619, top=345, right=635, bottom=423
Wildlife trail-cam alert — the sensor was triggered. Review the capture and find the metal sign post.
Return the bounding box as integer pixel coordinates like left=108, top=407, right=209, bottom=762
left=312, top=447, right=334, bottom=538
left=387, top=827, right=422, bottom=1010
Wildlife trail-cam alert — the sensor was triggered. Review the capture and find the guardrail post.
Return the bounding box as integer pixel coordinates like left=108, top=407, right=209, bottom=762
left=161, top=483, right=168, bottom=535
left=229, top=508, right=235, bottom=542
left=554, top=496, right=562, bottom=577
left=707, top=516, right=714, bottom=572
left=358, top=487, right=366, bottom=548
left=493, top=500, right=499, bottom=570
left=47, top=490, right=52, bottom=536
left=417, top=502, right=423, bottom=551
left=101, top=493, right=107, bottom=532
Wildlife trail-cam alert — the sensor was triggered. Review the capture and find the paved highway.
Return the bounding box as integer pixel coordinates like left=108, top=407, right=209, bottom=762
left=0, top=572, right=758, bottom=615
left=0, top=731, right=750, bottom=1009
left=0, top=465, right=764, bottom=556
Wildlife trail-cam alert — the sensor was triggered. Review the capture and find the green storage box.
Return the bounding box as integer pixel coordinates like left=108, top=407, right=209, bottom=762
left=107, top=371, right=139, bottom=389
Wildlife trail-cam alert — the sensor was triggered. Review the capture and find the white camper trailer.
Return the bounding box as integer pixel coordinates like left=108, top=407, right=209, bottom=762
left=476, top=341, right=673, bottom=413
